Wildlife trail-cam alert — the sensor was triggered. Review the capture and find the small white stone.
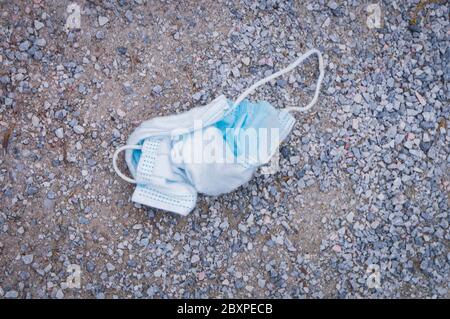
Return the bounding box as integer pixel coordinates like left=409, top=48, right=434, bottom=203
left=35, top=38, right=46, bottom=47
left=32, top=115, right=40, bottom=127
left=56, top=289, right=64, bottom=299
left=154, top=269, right=163, bottom=277
left=106, top=263, right=115, bottom=271
left=98, top=16, right=109, bottom=27
left=191, top=255, right=200, bottom=263
left=73, top=125, right=85, bottom=134
left=393, top=177, right=402, bottom=188
left=322, top=17, right=331, bottom=28
left=116, top=109, right=126, bottom=117
left=290, top=156, right=300, bottom=165
left=5, top=290, right=18, bottom=298
left=242, top=57, right=250, bottom=66
left=415, top=91, right=426, bottom=106
left=353, top=93, right=363, bottom=104
left=22, top=254, right=34, bottom=265
left=346, top=212, right=355, bottom=223
left=422, top=112, right=434, bottom=122
left=55, top=128, right=64, bottom=139
left=34, top=20, right=45, bottom=30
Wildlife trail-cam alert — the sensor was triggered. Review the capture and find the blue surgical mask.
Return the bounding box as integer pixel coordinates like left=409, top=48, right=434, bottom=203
left=113, top=49, right=324, bottom=215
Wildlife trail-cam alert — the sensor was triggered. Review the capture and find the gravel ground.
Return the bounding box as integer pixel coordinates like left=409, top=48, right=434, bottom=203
left=0, top=0, right=449, bottom=299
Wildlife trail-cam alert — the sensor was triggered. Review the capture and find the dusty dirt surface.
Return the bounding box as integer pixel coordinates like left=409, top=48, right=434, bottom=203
left=0, top=0, right=449, bottom=298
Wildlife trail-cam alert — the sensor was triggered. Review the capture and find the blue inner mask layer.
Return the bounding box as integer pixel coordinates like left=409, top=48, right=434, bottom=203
left=215, top=99, right=283, bottom=159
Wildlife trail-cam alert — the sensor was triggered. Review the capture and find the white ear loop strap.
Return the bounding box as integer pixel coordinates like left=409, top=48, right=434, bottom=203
left=233, top=49, right=324, bottom=113
left=113, top=145, right=142, bottom=184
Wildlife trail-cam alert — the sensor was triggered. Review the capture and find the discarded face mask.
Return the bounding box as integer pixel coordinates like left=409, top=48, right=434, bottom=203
left=113, top=49, right=324, bottom=215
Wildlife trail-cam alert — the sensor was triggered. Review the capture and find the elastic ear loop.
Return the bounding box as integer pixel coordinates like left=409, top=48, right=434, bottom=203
left=112, top=145, right=142, bottom=183
left=233, top=49, right=324, bottom=113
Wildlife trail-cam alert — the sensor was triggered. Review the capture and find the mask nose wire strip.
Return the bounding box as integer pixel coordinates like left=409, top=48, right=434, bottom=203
left=113, top=145, right=142, bottom=183
left=232, top=49, right=324, bottom=113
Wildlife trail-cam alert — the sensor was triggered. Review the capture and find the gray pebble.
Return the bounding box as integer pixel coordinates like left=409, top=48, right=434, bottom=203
left=152, top=85, right=162, bottom=95
left=56, top=289, right=64, bottom=299
left=5, top=290, right=19, bottom=298
left=86, top=261, right=96, bottom=273
left=106, top=263, right=115, bottom=272
left=22, top=254, right=33, bottom=265
left=125, top=10, right=133, bottom=23
left=96, top=31, right=105, bottom=40
left=25, top=185, right=38, bottom=196
left=73, top=125, right=85, bottom=135
left=19, top=40, right=31, bottom=51
left=192, top=92, right=202, bottom=101
left=242, top=57, right=250, bottom=66
left=191, top=255, right=200, bottom=263
left=47, top=191, right=56, bottom=200
left=34, top=20, right=44, bottom=30
left=78, top=83, right=87, bottom=95
left=117, top=47, right=127, bottom=55
left=98, top=16, right=109, bottom=26
left=35, top=38, right=46, bottom=47
left=78, top=216, right=90, bottom=224
left=55, top=128, right=64, bottom=139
